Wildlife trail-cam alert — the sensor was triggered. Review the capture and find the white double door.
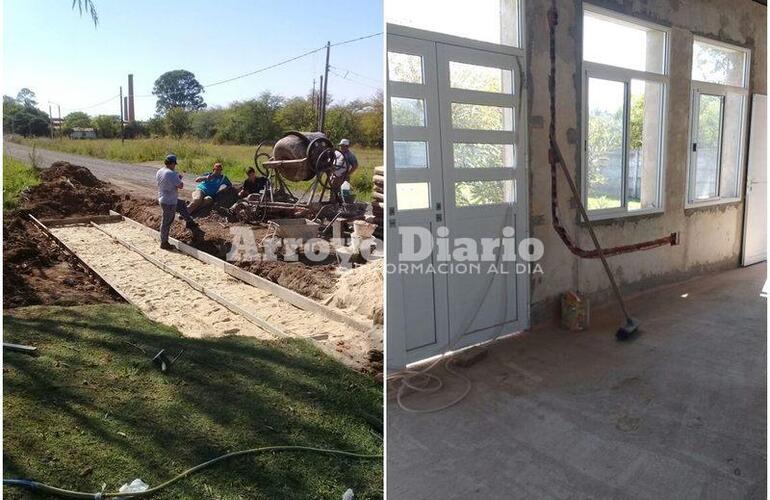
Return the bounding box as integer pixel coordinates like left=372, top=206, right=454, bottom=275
left=386, top=30, right=529, bottom=369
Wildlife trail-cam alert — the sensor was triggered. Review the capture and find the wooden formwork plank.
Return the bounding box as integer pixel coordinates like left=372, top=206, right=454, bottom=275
left=28, top=214, right=132, bottom=303
left=39, top=215, right=124, bottom=227
left=90, top=222, right=290, bottom=340
left=111, top=210, right=372, bottom=331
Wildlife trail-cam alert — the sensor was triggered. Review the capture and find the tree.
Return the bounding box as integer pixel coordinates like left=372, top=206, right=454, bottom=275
left=190, top=108, right=225, bottom=139
left=152, top=70, right=206, bottom=115
left=16, top=88, right=37, bottom=108
left=71, top=0, right=98, bottom=27
left=144, top=116, right=166, bottom=137
left=62, top=111, right=92, bottom=134
left=214, top=92, right=283, bottom=144
left=353, top=92, right=383, bottom=147
left=3, top=94, right=51, bottom=137
left=93, top=114, right=121, bottom=138
left=9, top=110, right=49, bottom=137
left=324, top=107, right=358, bottom=143
left=165, top=107, right=191, bottom=138
left=275, top=96, right=316, bottom=132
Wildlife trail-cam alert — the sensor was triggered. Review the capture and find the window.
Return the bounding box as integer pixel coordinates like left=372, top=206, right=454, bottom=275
left=687, top=38, right=750, bottom=205
left=582, top=7, right=668, bottom=217
left=386, top=0, right=520, bottom=47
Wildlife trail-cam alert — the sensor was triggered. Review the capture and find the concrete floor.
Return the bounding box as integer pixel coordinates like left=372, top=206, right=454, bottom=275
left=387, top=264, right=767, bottom=499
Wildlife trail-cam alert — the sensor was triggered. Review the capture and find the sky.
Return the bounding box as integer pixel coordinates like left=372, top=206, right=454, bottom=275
left=3, top=0, right=383, bottom=120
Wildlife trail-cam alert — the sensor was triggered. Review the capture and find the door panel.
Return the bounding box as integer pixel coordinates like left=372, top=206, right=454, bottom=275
left=437, top=43, right=527, bottom=351
left=742, top=94, right=767, bottom=266
left=386, top=34, right=449, bottom=368
left=387, top=36, right=529, bottom=369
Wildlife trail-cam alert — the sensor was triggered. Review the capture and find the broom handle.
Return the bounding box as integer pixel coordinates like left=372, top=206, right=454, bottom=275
left=550, top=138, right=632, bottom=321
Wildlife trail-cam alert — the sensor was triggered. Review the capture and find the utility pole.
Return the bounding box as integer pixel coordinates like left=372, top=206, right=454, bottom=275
left=48, top=101, right=61, bottom=138
left=48, top=104, right=54, bottom=139
left=318, top=75, right=324, bottom=130
left=311, top=78, right=316, bottom=130
left=319, top=41, right=330, bottom=133
left=119, top=86, right=125, bottom=144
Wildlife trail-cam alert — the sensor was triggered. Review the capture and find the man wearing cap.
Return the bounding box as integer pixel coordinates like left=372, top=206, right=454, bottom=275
left=331, top=139, right=359, bottom=200
left=156, top=154, right=197, bottom=250
left=334, top=138, right=359, bottom=178
left=188, top=162, right=233, bottom=215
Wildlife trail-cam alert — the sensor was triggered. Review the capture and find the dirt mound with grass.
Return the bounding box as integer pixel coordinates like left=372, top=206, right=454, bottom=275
left=21, top=161, right=119, bottom=219
left=3, top=162, right=122, bottom=308
left=39, top=161, right=102, bottom=187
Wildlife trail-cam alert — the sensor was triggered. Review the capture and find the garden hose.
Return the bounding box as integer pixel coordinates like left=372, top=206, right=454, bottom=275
left=3, top=445, right=382, bottom=499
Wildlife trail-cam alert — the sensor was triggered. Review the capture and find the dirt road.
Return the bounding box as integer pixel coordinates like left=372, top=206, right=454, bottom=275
left=4, top=142, right=193, bottom=199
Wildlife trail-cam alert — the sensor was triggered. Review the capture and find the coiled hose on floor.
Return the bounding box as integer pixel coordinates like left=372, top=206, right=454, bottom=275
left=3, top=445, right=382, bottom=499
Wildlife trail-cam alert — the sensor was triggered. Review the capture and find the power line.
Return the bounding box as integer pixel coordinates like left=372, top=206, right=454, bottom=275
left=53, top=32, right=382, bottom=114
left=80, top=94, right=120, bottom=109
left=328, top=68, right=382, bottom=91
left=202, top=32, right=382, bottom=89
left=329, top=65, right=381, bottom=84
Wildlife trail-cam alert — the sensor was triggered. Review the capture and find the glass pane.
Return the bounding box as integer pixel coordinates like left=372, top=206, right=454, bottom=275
left=396, top=182, right=430, bottom=210
left=583, top=11, right=666, bottom=74
left=449, top=62, right=513, bottom=94
left=719, top=93, right=745, bottom=198
left=455, top=180, right=514, bottom=206
left=453, top=143, right=515, bottom=168
left=693, top=94, right=724, bottom=200
left=627, top=79, right=663, bottom=211
left=391, top=97, right=426, bottom=127
left=394, top=141, right=428, bottom=169
left=451, top=103, right=513, bottom=130
left=388, top=52, right=423, bottom=84
left=386, top=0, right=519, bottom=47
left=587, top=78, right=625, bottom=210
left=692, top=40, right=746, bottom=87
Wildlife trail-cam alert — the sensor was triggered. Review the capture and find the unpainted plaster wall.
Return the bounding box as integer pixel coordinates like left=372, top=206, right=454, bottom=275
left=526, top=0, right=767, bottom=322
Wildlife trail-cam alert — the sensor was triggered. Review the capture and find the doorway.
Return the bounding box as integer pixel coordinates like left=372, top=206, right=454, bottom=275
left=386, top=26, right=529, bottom=369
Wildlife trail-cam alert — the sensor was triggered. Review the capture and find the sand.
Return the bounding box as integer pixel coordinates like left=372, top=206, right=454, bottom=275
left=51, top=224, right=271, bottom=340
left=52, top=221, right=376, bottom=370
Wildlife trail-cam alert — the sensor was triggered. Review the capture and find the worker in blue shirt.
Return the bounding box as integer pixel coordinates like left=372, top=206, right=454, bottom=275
left=188, top=162, right=233, bottom=215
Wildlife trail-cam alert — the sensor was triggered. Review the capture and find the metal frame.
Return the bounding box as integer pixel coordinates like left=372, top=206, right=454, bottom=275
left=581, top=4, right=671, bottom=221
left=386, top=1, right=529, bottom=369
left=685, top=37, right=752, bottom=208
left=688, top=92, right=726, bottom=202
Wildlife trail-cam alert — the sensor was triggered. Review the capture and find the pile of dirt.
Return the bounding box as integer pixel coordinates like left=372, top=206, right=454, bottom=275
left=328, top=260, right=384, bottom=324
left=3, top=214, right=119, bottom=308
left=22, top=161, right=120, bottom=219
left=239, top=261, right=339, bottom=300
left=3, top=161, right=124, bottom=308
left=39, top=161, right=102, bottom=186
left=115, top=197, right=239, bottom=257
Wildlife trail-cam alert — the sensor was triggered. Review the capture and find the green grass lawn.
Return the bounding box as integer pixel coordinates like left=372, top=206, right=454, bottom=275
left=3, top=304, right=382, bottom=499
left=3, top=153, right=40, bottom=210
left=8, top=137, right=381, bottom=202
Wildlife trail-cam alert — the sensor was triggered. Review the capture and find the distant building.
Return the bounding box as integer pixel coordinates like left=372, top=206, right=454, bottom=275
left=70, top=127, right=96, bottom=139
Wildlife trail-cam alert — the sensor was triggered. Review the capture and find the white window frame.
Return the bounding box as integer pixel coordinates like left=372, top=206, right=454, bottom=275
left=581, top=4, right=670, bottom=221
left=685, top=36, right=751, bottom=208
